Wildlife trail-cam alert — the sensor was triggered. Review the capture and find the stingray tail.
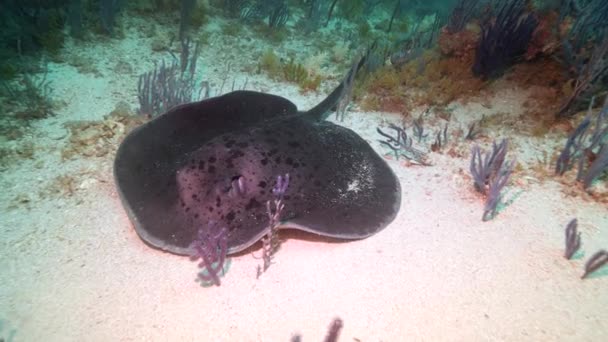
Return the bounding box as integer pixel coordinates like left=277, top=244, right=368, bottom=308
left=304, top=42, right=375, bottom=122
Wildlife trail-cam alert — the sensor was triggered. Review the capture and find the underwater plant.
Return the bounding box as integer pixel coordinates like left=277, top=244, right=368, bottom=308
left=367, top=41, right=485, bottom=110
left=2, top=71, right=56, bottom=120
left=179, top=0, right=197, bottom=40
left=472, top=0, right=538, bottom=79
left=564, top=218, right=581, bottom=260
left=377, top=123, right=430, bottom=165
left=470, top=139, right=515, bottom=221
left=465, top=121, right=482, bottom=140
left=258, top=54, right=322, bottom=93
left=555, top=96, right=608, bottom=189
left=390, top=23, right=436, bottom=69
left=291, top=317, right=343, bottom=342
left=470, top=140, right=508, bottom=195
left=560, top=0, right=608, bottom=56
left=258, top=173, right=290, bottom=276
left=386, top=0, right=402, bottom=33
left=0, top=1, right=67, bottom=54
left=137, top=60, right=191, bottom=117
left=445, top=0, right=479, bottom=34
left=430, top=124, right=449, bottom=152
left=325, top=0, right=339, bottom=26
left=190, top=221, right=230, bottom=287
left=323, top=317, right=344, bottom=342
left=282, top=58, right=309, bottom=84
left=100, top=0, right=124, bottom=35
left=482, top=160, right=514, bottom=221
left=581, top=250, right=608, bottom=279
left=241, top=0, right=290, bottom=28
left=557, top=35, right=608, bottom=118
left=137, top=39, right=203, bottom=117
left=298, top=0, right=327, bottom=31
left=219, top=0, right=249, bottom=18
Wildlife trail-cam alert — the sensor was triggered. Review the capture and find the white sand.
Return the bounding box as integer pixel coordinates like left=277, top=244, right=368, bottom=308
left=1, top=18, right=608, bottom=342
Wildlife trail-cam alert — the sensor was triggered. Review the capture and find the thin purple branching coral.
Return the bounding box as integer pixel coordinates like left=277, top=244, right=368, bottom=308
left=258, top=173, right=289, bottom=276
left=377, top=124, right=430, bottom=165
left=272, top=173, right=289, bottom=198
left=564, top=218, right=581, bottom=260
left=556, top=95, right=608, bottom=189
left=482, top=158, right=515, bottom=221
left=582, top=250, right=608, bottom=279
left=190, top=220, right=229, bottom=287
left=470, top=139, right=515, bottom=221
left=557, top=35, right=608, bottom=118
left=470, top=139, right=509, bottom=195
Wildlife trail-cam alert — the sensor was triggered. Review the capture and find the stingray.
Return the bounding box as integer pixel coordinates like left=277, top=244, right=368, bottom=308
left=114, top=67, right=401, bottom=256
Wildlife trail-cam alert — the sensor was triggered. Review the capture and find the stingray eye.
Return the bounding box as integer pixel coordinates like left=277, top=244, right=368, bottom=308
left=227, top=175, right=247, bottom=198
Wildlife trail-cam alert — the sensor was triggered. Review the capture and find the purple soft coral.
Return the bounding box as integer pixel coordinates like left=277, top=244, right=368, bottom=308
left=470, top=139, right=515, bottom=221
left=190, top=220, right=229, bottom=286
left=258, top=173, right=290, bottom=276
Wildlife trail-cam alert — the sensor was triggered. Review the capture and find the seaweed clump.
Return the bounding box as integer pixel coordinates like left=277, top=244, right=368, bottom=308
left=359, top=26, right=485, bottom=112
left=258, top=50, right=322, bottom=92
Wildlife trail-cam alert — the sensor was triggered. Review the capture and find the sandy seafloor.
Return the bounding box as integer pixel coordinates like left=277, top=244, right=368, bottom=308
left=1, top=21, right=608, bottom=342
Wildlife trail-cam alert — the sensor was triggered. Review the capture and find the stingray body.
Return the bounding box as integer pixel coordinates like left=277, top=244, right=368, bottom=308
left=114, top=85, right=401, bottom=255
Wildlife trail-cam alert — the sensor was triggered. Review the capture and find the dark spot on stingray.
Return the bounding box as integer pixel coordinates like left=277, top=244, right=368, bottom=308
left=245, top=197, right=262, bottom=211
left=293, top=162, right=300, bottom=168
left=286, top=157, right=293, bottom=165
left=114, top=73, right=401, bottom=256
left=258, top=181, right=267, bottom=188
left=274, top=156, right=281, bottom=164
left=228, top=150, right=243, bottom=160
